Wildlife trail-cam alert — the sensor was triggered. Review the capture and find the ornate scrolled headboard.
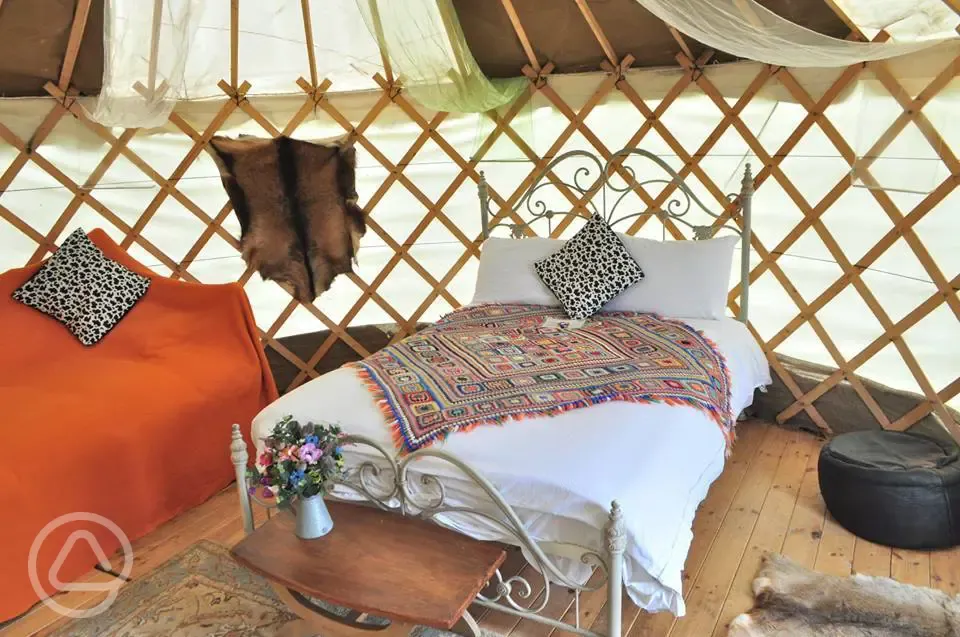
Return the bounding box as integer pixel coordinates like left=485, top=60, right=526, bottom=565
left=476, top=147, right=754, bottom=323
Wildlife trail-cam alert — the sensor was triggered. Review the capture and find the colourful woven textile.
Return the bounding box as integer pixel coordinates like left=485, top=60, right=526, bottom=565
left=352, top=304, right=733, bottom=453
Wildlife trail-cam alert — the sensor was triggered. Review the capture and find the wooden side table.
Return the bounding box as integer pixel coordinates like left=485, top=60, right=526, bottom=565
left=231, top=500, right=506, bottom=637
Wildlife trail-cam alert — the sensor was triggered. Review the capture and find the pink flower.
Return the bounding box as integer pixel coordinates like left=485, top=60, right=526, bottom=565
left=258, top=451, right=273, bottom=466
left=298, top=443, right=321, bottom=464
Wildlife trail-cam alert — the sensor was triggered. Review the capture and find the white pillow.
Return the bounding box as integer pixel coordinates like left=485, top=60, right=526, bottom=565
left=471, top=237, right=563, bottom=306
left=471, top=234, right=738, bottom=320
left=605, top=234, right=738, bottom=319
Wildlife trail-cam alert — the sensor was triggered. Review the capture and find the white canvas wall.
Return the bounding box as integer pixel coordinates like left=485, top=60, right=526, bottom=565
left=1, top=44, right=956, bottom=407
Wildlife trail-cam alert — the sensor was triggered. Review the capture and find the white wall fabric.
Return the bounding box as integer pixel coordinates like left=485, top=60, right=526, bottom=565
left=632, top=0, right=956, bottom=69
left=2, top=44, right=957, bottom=407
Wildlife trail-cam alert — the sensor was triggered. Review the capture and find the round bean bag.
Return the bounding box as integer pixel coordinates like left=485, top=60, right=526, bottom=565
left=818, top=430, right=960, bottom=549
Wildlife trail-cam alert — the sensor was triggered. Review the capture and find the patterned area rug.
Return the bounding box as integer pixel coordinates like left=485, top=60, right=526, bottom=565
left=50, top=541, right=468, bottom=636
left=353, top=303, right=733, bottom=453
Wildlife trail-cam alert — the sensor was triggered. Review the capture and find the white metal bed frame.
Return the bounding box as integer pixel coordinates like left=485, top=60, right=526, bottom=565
left=231, top=147, right=755, bottom=637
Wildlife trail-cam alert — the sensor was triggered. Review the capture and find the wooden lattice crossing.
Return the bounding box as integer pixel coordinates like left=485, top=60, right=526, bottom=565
left=0, top=0, right=957, bottom=438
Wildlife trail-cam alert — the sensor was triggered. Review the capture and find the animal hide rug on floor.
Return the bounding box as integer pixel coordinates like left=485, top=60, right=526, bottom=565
left=729, top=553, right=960, bottom=636
left=208, top=135, right=366, bottom=303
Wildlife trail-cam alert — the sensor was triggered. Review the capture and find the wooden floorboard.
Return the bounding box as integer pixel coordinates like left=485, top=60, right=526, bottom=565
left=853, top=538, right=892, bottom=578
left=931, top=547, right=960, bottom=594
left=6, top=420, right=960, bottom=637
left=710, top=429, right=815, bottom=637
left=628, top=415, right=769, bottom=637
left=779, top=433, right=828, bottom=570
left=668, top=425, right=793, bottom=637
left=891, top=548, right=930, bottom=587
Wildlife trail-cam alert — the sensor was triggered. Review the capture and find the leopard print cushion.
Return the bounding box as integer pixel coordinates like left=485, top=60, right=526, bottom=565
left=13, top=229, right=151, bottom=346
left=534, top=215, right=644, bottom=319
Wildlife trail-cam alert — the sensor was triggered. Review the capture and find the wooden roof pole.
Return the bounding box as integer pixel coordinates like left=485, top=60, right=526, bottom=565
left=300, top=0, right=319, bottom=88
left=436, top=0, right=470, bottom=80
left=500, top=0, right=540, bottom=73
left=574, top=0, right=618, bottom=67
left=367, top=0, right=394, bottom=84
left=58, top=0, right=93, bottom=91
left=147, top=0, right=163, bottom=94
left=668, top=27, right=694, bottom=60
left=230, top=0, right=239, bottom=89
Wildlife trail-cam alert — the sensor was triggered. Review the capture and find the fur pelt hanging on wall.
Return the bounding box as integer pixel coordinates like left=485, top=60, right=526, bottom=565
left=207, top=135, right=367, bottom=303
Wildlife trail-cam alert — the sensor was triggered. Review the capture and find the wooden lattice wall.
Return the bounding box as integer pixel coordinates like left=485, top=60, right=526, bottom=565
left=1, top=0, right=958, bottom=439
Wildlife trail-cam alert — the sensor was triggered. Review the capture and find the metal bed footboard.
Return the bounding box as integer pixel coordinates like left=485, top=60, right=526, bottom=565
left=231, top=425, right=626, bottom=637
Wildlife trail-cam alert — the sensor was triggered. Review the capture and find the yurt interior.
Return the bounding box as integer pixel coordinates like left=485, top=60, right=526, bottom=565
left=2, top=0, right=960, bottom=635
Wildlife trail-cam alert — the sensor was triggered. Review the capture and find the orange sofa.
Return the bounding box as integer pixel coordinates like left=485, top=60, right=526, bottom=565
left=0, top=229, right=278, bottom=622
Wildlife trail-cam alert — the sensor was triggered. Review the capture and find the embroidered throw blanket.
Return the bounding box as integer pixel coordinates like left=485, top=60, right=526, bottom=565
left=352, top=304, right=733, bottom=453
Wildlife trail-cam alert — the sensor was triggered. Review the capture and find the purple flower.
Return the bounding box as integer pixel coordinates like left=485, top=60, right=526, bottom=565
left=261, top=487, right=274, bottom=498
left=298, top=443, right=322, bottom=464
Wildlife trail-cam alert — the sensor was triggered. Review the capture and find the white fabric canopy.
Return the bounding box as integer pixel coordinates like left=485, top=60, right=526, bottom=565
left=92, top=0, right=383, bottom=128
left=632, top=0, right=957, bottom=68
left=89, top=0, right=960, bottom=129
left=834, top=0, right=960, bottom=39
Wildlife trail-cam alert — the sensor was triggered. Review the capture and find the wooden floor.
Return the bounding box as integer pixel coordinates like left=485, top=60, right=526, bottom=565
left=5, top=420, right=960, bottom=637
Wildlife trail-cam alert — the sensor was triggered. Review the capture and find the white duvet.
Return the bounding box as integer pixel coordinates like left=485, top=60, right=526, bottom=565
left=252, top=316, right=770, bottom=616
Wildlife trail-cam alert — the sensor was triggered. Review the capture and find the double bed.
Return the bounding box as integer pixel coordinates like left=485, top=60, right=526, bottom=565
left=232, top=148, right=771, bottom=636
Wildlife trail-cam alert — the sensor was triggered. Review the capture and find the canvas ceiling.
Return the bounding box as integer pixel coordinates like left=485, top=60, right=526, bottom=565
left=0, top=0, right=849, bottom=97
left=454, top=0, right=850, bottom=76
left=0, top=0, right=104, bottom=97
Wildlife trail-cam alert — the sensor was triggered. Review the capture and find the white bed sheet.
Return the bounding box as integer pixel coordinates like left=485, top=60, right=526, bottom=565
left=252, top=316, right=770, bottom=616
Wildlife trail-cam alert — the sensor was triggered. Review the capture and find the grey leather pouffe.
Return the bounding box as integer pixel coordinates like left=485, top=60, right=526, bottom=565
left=818, top=430, right=960, bottom=549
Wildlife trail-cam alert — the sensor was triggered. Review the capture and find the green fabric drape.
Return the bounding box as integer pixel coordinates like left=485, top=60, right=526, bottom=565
left=356, top=0, right=528, bottom=113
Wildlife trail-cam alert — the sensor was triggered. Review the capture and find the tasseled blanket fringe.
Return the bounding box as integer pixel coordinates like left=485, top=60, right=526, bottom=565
left=350, top=364, right=736, bottom=457
left=349, top=304, right=736, bottom=457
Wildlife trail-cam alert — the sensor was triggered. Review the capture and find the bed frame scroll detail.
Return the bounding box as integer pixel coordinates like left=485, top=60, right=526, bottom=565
left=477, top=147, right=755, bottom=323
left=230, top=425, right=626, bottom=637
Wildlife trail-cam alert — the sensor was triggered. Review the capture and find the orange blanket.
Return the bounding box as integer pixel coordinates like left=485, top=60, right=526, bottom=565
left=0, top=229, right=277, bottom=622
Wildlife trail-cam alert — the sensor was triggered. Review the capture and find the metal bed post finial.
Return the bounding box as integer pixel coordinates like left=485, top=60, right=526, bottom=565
left=605, top=501, right=626, bottom=637
left=478, top=170, right=490, bottom=240
left=231, top=424, right=255, bottom=535
left=739, top=163, right=754, bottom=324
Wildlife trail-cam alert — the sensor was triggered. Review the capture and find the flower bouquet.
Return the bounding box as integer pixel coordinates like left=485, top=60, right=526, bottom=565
left=249, top=415, right=346, bottom=509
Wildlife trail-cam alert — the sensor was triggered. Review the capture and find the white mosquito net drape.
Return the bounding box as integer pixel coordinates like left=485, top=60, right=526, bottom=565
left=632, top=0, right=957, bottom=68
left=89, top=0, right=958, bottom=129
left=89, top=0, right=525, bottom=129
